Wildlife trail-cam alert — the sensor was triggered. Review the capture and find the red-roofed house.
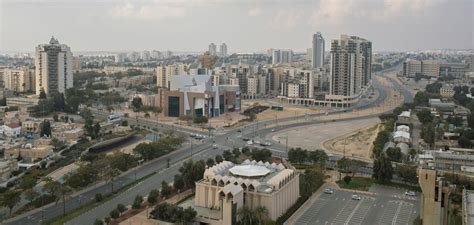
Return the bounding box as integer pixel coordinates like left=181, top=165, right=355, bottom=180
left=0, top=123, right=21, bottom=137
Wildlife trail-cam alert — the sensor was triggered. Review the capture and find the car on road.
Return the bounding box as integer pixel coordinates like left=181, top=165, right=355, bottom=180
left=212, top=144, right=218, bottom=149
left=254, top=140, right=261, bottom=144
left=351, top=195, right=361, bottom=200
left=246, top=140, right=253, bottom=145
left=260, top=142, right=272, bottom=146
left=242, top=137, right=250, bottom=141
left=324, top=188, right=334, bottom=194
left=405, top=191, right=416, bottom=196
left=237, top=129, right=242, bottom=132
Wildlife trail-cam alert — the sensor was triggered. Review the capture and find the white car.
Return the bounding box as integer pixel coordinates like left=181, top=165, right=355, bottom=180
left=351, top=195, right=361, bottom=200
left=212, top=144, right=218, bottom=149
left=271, top=128, right=275, bottom=132
left=324, top=188, right=334, bottom=194
left=405, top=191, right=416, bottom=196
left=246, top=140, right=253, bottom=145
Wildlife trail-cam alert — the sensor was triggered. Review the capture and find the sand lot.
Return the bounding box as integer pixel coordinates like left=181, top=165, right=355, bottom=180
left=323, top=124, right=381, bottom=161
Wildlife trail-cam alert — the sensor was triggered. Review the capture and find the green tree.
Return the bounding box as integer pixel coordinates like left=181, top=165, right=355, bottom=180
left=95, top=193, right=103, bottom=202
left=300, top=168, right=325, bottom=198
left=343, top=175, right=352, bottom=184
left=193, top=116, right=208, bottom=124
left=250, top=148, right=272, bottom=162
left=417, top=109, right=433, bottom=124
left=132, top=195, right=143, bottom=209
left=117, top=204, right=127, bottom=215
left=182, top=206, right=197, bottom=224
left=0, top=189, right=21, bottom=216
left=19, top=174, right=37, bottom=190
left=421, top=123, right=436, bottom=147
left=215, top=155, right=223, bottom=163
left=222, top=150, right=235, bottom=162
left=39, top=89, right=47, bottom=99
left=147, top=189, right=160, bottom=204
left=131, top=97, right=143, bottom=111
left=161, top=181, right=172, bottom=198
left=395, top=165, right=418, bottom=184
left=386, top=147, right=402, bottom=162
left=40, top=120, right=52, bottom=137
left=373, top=156, right=393, bottom=183
left=309, top=149, right=328, bottom=166
left=109, top=209, right=120, bottom=219
left=173, top=175, right=185, bottom=191
left=24, top=189, right=39, bottom=204
left=206, top=158, right=215, bottom=167
left=94, top=219, right=104, bottom=225
left=288, top=148, right=307, bottom=164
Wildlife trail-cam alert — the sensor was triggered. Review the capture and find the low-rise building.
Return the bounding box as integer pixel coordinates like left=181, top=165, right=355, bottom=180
left=159, top=75, right=241, bottom=118
left=462, top=189, right=474, bottom=225
left=0, top=123, right=21, bottom=137
left=0, top=159, right=18, bottom=180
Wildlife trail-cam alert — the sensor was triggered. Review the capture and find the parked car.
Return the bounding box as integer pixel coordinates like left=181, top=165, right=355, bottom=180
left=212, top=144, right=218, bottom=149
left=351, top=195, right=361, bottom=200
left=324, top=188, right=334, bottom=194
left=242, top=137, right=250, bottom=141
left=405, top=191, right=416, bottom=196
left=260, top=142, right=272, bottom=146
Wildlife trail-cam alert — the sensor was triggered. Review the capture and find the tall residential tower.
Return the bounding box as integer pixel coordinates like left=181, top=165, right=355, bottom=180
left=219, top=43, right=227, bottom=57
left=312, top=32, right=325, bottom=68
left=329, top=35, right=372, bottom=97
left=35, top=37, right=73, bottom=95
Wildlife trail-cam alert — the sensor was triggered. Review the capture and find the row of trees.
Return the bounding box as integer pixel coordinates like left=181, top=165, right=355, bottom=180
left=133, top=132, right=185, bottom=161
left=150, top=202, right=197, bottom=224
left=288, top=148, right=328, bottom=166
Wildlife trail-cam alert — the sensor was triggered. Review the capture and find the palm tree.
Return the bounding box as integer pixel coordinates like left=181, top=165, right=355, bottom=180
left=103, top=167, right=120, bottom=193
left=237, top=206, right=257, bottom=225
left=0, top=189, right=22, bottom=216
left=58, top=185, right=72, bottom=215
left=254, top=206, right=268, bottom=223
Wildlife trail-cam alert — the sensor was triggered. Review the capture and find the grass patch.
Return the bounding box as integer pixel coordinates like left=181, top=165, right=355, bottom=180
left=337, top=177, right=374, bottom=191
left=42, top=171, right=157, bottom=225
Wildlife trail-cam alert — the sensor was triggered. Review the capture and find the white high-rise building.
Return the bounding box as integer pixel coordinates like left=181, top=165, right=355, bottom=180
left=329, top=35, right=372, bottom=97
left=35, top=37, right=73, bottom=95
left=272, top=49, right=293, bottom=64
left=209, top=43, right=217, bottom=56
left=219, top=43, right=227, bottom=57
left=312, top=32, right=325, bottom=68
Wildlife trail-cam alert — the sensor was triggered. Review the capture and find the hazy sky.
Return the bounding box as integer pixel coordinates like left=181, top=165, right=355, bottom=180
left=1, top=0, right=473, bottom=53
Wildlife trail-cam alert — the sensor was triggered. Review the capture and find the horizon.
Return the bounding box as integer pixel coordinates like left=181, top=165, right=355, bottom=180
left=1, top=0, right=473, bottom=53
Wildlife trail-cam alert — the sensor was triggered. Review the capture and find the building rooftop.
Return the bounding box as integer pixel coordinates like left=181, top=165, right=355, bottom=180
left=202, top=160, right=294, bottom=194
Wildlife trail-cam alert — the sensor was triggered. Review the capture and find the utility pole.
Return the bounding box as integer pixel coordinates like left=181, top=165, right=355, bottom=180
left=286, top=132, right=289, bottom=154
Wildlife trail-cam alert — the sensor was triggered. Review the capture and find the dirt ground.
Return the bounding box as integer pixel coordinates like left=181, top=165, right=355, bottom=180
left=323, top=124, right=381, bottom=162
left=242, top=99, right=325, bottom=121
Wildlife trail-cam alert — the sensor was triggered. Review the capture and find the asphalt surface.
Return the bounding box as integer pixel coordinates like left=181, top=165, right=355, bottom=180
left=293, top=184, right=420, bottom=225
left=3, top=67, right=413, bottom=225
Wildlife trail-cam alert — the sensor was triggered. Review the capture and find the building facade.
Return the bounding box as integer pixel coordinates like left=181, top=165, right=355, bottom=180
left=3, top=67, right=35, bottom=93
left=418, top=168, right=453, bottom=225
left=312, top=32, right=325, bottom=68
left=156, top=64, right=187, bottom=89
left=329, top=35, right=372, bottom=98
left=159, top=75, right=240, bottom=118
left=35, top=37, right=73, bottom=95
left=209, top=43, right=217, bottom=56
left=219, top=43, right=227, bottom=57
left=193, top=160, right=299, bottom=224
left=403, top=60, right=440, bottom=78
left=272, top=49, right=293, bottom=65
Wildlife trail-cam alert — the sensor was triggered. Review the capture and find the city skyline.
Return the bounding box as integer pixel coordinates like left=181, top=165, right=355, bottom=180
left=1, top=0, right=473, bottom=53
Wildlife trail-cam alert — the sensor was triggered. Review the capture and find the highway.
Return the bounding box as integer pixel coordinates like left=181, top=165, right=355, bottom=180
left=3, top=67, right=413, bottom=225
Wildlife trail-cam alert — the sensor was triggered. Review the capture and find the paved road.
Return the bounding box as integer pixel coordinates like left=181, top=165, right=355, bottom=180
left=3, top=67, right=413, bottom=225
left=293, top=184, right=419, bottom=225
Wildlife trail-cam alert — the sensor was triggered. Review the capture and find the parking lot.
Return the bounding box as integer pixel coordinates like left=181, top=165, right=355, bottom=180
left=293, top=184, right=419, bottom=225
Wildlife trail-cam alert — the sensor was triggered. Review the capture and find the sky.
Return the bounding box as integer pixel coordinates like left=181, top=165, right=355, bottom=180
left=1, top=0, right=473, bottom=53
